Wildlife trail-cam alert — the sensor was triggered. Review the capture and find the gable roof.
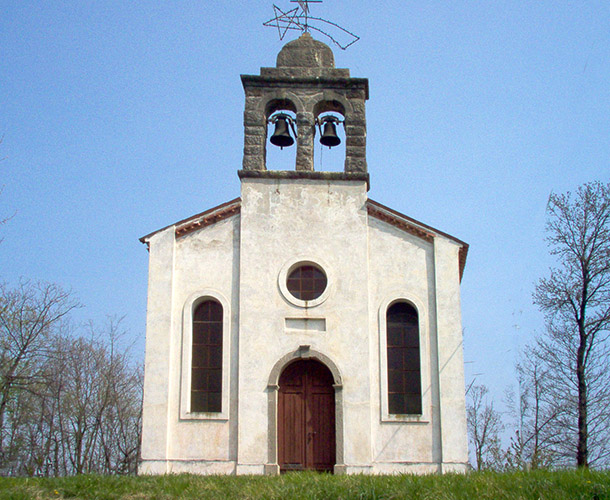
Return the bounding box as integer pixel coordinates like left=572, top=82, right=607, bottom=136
left=139, top=196, right=468, bottom=280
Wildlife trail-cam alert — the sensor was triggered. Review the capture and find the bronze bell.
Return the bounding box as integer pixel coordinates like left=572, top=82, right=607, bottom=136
left=269, top=115, right=294, bottom=149
left=319, top=117, right=341, bottom=148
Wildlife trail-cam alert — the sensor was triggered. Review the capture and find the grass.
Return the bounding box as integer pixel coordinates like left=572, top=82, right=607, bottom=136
left=0, top=469, right=608, bottom=500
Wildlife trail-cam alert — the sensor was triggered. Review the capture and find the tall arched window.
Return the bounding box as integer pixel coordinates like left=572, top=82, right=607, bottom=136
left=386, top=302, right=422, bottom=414
left=191, top=299, right=223, bottom=413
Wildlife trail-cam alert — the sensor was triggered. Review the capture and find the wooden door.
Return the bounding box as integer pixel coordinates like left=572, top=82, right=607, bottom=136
left=278, top=360, right=336, bottom=472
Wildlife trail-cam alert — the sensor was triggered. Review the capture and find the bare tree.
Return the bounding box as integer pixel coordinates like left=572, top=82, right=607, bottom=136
left=533, top=181, right=610, bottom=468
left=44, top=318, right=142, bottom=476
left=504, top=352, right=564, bottom=469
left=0, top=281, right=79, bottom=467
left=0, top=277, right=142, bottom=475
left=0, top=314, right=143, bottom=476
left=467, top=384, right=504, bottom=470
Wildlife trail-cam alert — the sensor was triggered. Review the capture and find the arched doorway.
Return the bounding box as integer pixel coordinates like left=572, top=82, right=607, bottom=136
left=278, top=359, right=336, bottom=472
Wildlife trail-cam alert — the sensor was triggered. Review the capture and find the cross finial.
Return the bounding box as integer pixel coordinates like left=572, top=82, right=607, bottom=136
left=291, top=0, right=322, bottom=31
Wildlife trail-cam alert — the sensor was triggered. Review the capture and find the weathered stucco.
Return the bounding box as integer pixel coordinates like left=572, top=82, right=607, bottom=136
left=139, top=33, right=468, bottom=475
left=237, top=178, right=372, bottom=473
left=140, top=177, right=468, bottom=474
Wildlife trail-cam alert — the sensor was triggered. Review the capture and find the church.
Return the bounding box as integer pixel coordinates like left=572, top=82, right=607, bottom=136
left=139, top=33, right=469, bottom=475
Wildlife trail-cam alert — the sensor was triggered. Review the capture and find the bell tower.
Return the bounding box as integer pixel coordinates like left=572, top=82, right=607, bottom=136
left=239, top=33, right=369, bottom=186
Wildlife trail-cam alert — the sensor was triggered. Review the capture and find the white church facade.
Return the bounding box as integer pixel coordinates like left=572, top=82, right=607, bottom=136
left=139, top=34, right=469, bottom=475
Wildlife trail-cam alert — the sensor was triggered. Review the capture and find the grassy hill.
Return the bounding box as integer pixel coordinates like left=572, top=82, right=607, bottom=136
left=0, top=469, right=608, bottom=499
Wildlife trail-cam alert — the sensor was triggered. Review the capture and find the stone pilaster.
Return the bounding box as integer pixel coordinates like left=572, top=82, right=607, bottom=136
left=296, top=111, right=314, bottom=171
left=242, top=87, right=267, bottom=171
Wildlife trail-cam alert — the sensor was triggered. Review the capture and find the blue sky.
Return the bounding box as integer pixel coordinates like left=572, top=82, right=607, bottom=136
left=1, top=1, right=608, bottom=408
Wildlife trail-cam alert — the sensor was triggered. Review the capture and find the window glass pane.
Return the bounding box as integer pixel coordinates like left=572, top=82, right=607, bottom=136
left=389, top=393, right=406, bottom=415
left=208, top=330, right=222, bottom=346
left=388, top=370, right=404, bottom=393
left=191, top=369, right=208, bottom=391
left=208, top=321, right=222, bottom=336
left=404, top=326, right=420, bottom=348
left=386, top=301, right=421, bottom=415
left=208, top=370, right=222, bottom=392
left=193, top=323, right=207, bottom=344
left=194, top=300, right=223, bottom=323
left=191, top=392, right=208, bottom=413
left=209, top=346, right=222, bottom=369
left=404, top=371, right=421, bottom=394
left=286, top=277, right=299, bottom=287
left=387, top=326, right=403, bottom=347
left=387, top=348, right=403, bottom=370
left=286, top=265, right=327, bottom=301
left=404, top=348, right=420, bottom=369
left=193, top=302, right=208, bottom=322
left=301, top=267, right=313, bottom=278
left=208, top=392, right=222, bottom=413
left=302, top=279, right=314, bottom=290
left=405, top=395, right=422, bottom=415
left=192, top=345, right=207, bottom=368
left=209, top=301, right=223, bottom=321
left=191, top=299, right=223, bottom=413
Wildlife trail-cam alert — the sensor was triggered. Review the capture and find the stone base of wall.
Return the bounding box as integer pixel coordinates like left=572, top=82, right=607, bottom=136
left=440, top=462, right=469, bottom=474
left=139, top=459, right=236, bottom=475
left=139, top=459, right=468, bottom=475
left=334, top=464, right=372, bottom=474
left=235, top=463, right=266, bottom=475
left=372, top=462, right=468, bottom=474
left=264, top=463, right=280, bottom=475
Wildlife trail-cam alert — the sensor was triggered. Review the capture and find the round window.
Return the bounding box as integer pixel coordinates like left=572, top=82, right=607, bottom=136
left=286, top=264, right=327, bottom=301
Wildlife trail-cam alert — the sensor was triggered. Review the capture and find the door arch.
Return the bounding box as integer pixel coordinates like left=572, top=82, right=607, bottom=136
left=278, top=359, right=336, bottom=472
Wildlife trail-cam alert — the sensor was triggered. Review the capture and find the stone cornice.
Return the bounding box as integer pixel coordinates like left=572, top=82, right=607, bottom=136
left=241, top=75, right=369, bottom=99
left=238, top=169, right=370, bottom=189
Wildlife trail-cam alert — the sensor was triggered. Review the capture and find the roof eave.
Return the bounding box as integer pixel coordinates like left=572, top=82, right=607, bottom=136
left=366, top=199, right=469, bottom=281
left=139, top=197, right=242, bottom=245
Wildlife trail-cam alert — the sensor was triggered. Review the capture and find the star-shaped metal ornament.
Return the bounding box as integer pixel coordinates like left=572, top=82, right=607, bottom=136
left=264, top=4, right=302, bottom=41
left=263, top=1, right=360, bottom=50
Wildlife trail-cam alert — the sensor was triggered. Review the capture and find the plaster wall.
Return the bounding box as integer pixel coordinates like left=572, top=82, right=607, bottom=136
left=366, top=218, right=441, bottom=471
left=140, top=215, right=240, bottom=473
left=434, top=237, right=469, bottom=471
left=237, top=177, right=372, bottom=472
left=140, top=182, right=468, bottom=475
left=365, top=218, right=468, bottom=473
left=140, top=229, right=176, bottom=473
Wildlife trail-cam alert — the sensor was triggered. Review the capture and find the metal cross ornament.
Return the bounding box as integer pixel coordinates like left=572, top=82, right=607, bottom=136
left=263, top=1, right=360, bottom=50
left=293, top=0, right=322, bottom=31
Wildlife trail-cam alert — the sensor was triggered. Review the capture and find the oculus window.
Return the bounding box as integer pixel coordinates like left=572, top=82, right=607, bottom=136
left=286, top=265, right=327, bottom=301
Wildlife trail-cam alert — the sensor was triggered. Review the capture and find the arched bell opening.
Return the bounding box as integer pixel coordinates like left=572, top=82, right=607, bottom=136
left=265, top=100, right=298, bottom=171
left=314, top=100, right=346, bottom=172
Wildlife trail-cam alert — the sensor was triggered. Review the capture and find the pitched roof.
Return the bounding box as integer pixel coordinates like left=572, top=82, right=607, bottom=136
left=366, top=199, right=468, bottom=281
left=139, top=196, right=468, bottom=280
left=139, top=198, right=241, bottom=246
